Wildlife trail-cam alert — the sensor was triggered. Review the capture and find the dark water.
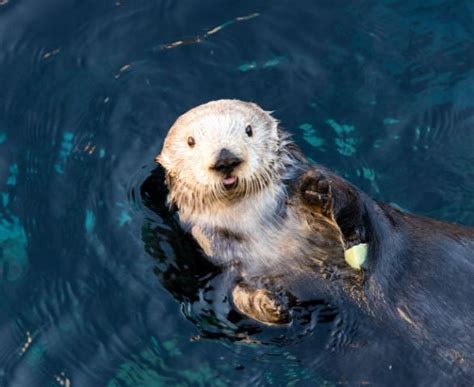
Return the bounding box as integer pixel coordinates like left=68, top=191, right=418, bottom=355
left=1, top=0, right=474, bottom=385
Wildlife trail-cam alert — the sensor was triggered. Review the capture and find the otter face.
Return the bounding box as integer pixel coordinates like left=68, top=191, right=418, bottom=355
left=157, top=99, right=282, bottom=209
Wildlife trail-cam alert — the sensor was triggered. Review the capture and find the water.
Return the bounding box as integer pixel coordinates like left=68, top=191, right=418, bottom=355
left=1, top=0, right=474, bottom=385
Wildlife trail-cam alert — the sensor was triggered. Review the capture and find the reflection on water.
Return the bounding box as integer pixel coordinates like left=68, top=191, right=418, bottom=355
left=0, top=0, right=473, bottom=385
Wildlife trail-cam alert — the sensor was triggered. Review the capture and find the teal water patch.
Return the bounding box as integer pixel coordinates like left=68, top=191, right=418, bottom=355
left=373, top=139, right=382, bottom=149
left=181, top=364, right=228, bottom=387
left=412, top=126, right=431, bottom=151
left=280, top=351, right=317, bottom=385
left=6, top=164, right=18, bottom=186
left=334, top=137, right=357, bottom=156
left=116, top=202, right=132, bottom=226
left=326, top=119, right=357, bottom=156
left=325, top=119, right=354, bottom=135
left=0, top=132, right=6, bottom=144
left=109, top=357, right=228, bottom=387
left=107, top=336, right=220, bottom=387
left=262, top=57, right=283, bottom=68
left=238, top=61, right=257, bottom=72
left=54, top=132, right=75, bottom=174
left=85, top=210, right=96, bottom=234
left=265, top=371, right=275, bottom=385
left=238, top=57, right=285, bottom=72
left=58, top=317, right=75, bottom=333
left=0, top=215, right=28, bottom=282
left=298, top=123, right=325, bottom=149
left=1, top=193, right=9, bottom=208
left=161, top=338, right=183, bottom=357
left=25, top=341, right=45, bottom=368
left=362, top=167, right=376, bottom=181
left=383, top=118, right=400, bottom=125
left=118, top=210, right=132, bottom=226
left=356, top=167, right=379, bottom=193
left=99, top=148, right=106, bottom=158
left=415, top=126, right=421, bottom=141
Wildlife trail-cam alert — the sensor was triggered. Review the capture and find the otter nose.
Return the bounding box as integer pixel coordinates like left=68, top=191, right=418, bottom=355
left=211, top=148, right=242, bottom=173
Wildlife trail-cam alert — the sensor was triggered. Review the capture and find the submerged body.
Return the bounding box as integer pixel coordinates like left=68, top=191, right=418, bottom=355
left=157, top=99, right=474, bottom=380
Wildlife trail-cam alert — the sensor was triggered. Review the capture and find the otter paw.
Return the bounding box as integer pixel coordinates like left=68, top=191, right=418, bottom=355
left=232, top=285, right=291, bottom=326
left=300, top=170, right=333, bottom=217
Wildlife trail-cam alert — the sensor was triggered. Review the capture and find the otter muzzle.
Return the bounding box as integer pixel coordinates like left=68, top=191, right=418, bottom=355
left=210, top=148, right=242, bottom=174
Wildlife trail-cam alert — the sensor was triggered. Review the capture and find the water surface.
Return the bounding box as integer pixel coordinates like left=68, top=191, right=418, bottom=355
left=1, top=0, right=474, bottom=385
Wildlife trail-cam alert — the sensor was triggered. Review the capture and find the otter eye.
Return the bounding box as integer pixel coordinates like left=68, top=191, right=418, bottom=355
left=187, top=136, right=195, bottom=147
left=245, top=125, right=253, bottom=137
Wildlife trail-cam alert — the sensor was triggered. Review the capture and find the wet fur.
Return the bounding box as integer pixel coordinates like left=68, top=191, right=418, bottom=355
left=361, top=200, right=474, bottom=376
left=158, top=100, right=474, bottom=380
left=158, top=101, right=347, bottom=277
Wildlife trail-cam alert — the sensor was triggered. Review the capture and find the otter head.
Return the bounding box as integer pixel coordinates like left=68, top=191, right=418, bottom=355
left=157, top=100, right=293, bottom=212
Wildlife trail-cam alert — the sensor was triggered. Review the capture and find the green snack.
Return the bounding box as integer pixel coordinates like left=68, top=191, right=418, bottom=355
left=344, top=243, right=368, bottom=270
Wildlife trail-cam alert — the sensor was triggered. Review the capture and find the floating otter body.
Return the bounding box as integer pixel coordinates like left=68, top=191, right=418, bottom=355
left=157, top=99, right=474, bottom=378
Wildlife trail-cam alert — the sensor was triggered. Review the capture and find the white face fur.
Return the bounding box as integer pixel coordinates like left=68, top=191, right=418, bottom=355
left=156, top=100, right=326, bottom=271
left=157, top=100, right=283, bottom=211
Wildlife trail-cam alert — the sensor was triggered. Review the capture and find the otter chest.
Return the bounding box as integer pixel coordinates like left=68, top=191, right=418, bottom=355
left=190, top=202, right=316, bottom=269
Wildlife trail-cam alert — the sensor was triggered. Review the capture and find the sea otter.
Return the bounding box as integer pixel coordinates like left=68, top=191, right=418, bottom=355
left=156, top=99, right=474, bottom=378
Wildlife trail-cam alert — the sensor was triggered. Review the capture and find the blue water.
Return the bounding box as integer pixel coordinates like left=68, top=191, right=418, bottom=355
left=1, top=0, right=474, bottom=385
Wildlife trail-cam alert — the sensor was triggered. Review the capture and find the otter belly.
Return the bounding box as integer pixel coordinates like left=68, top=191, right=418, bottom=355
left=191, top=201, right=345, bottom=284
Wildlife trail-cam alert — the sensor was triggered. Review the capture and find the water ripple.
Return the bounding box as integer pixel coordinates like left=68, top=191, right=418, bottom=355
left=0, top=0, right=473, bottom=385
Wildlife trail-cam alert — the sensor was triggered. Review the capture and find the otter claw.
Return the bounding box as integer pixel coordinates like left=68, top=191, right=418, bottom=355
left=301, top=170, right=334, bottom=216
left=316, top=178, right=329, bottom=193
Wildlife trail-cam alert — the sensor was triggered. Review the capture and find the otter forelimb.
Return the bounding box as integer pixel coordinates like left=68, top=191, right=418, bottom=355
left=300, top=168, right=369, bottom=249
left=232, top=283, right=291, bottom=325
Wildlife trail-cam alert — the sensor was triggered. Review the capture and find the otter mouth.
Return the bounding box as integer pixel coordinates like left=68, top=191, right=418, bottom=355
left=223, top=175, right=238, bottom=190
